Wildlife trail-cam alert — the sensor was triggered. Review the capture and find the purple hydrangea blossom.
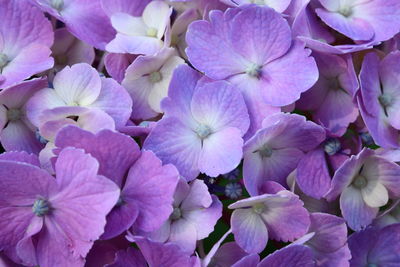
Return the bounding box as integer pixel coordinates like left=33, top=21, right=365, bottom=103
left=243, top=113, right=325, bottom=195
left=122, top=48, right=185, bottom=120
left=144, top=64, right=250, bottom=180
left=186, top=5, right=318, bottom=135
left=229, top=182, right=310, bottom=253
left=30, top=0, right=115, bottom=50
left=146, top=178, right=222, bottom=253
left=0, top=0, right=54, bottom=89
left=348, top=223, right=400, bottom=266
left=26, top=63, right=132, bottom=132
left=326, top=148, right=400, bottom=230
left=105, top=1, right=172, bottom=55
left=0, top=79, right=48, bottom=154
left=0, top=148, right=120, bottom=267
left=53, top=125, right=180, bottom=239
left=315, top=0, right=400, bottom=43
left=358, top=51, right=400, bottom=148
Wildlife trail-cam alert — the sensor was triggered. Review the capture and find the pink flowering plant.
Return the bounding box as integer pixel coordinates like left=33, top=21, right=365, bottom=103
left=1, top=0, right=400, bottom=266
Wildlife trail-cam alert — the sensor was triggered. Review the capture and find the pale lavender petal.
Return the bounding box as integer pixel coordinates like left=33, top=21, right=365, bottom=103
left=199, top=127, right=244, bottom=177
left=191, top=80, right=249, bottom=133
left=126, top=151, right=179, bottom=232
left=55, top=126, right=140, bottom=187
left=143, top=117, right=201, bottom=181
left=231, top=209, right=268, bottom=254
left=258, top=245, right=314, bottom=267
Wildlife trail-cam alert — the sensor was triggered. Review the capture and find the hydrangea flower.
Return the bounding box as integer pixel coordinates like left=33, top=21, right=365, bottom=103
left=358, top=51, right=400, bottom=148
left=0, top=79, right=47, bottom=154
left=326, top=148, right=400, bottom=230
left=315, top=0, right=400, bottom=42
left=243, top=113, right=325, bottom=195
left=296, top=133, right=361, bottom=199
left=53, top=126, right=180, bottom=239
left=26, top=63, right=132, bottom=132
left=186, top=5, right=318, bottom=134
left=147, top=179, right=222, bottom=253
left=30, top=0, right=115, bottom=49
left=0, top=148, right=120, bottom=266
left=144, top=65, right=249, bottom=180
left=0, top=0, right=53, bottom=89
left=122, top=48, right=184, bottom=120
left=50, top=28, right=95, bottom=78
left=296, top=52, right=359, bottom=135
left=229, top=182, right=310, bottom=253
left=105, top=1, right=172, bottom=55
left=348, top=223, right=400, bottom=266
left=293, top=212, right=351, bottom=266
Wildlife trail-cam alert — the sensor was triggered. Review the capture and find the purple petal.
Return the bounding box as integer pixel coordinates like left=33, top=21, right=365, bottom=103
left=143, top=117, right=201, bottom=181
left=199, top=127, right=244, bottom=177
left=258, top=245, right=314, bottom=267
left=55, top=126, right=140, bottom=187
left=126, top=151, right=179, bottom=232
left=231, top=209, right=268, bottom=254
left=191, top=80, right=249, bottom=134
left=296, top=148, right=331, bottom=199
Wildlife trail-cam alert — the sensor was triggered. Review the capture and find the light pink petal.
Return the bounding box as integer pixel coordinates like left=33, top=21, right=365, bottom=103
left=199, top=127, right=244, bottom=177
left=181, top=179, right=212, bottom=211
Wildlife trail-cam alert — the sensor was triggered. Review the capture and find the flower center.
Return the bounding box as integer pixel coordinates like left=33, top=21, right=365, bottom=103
left=352, top=175, right=368, bottom=189
left=51, top=0, right=64, bottom=11
left=0, top=53, right=9, bottom=70
left=379, top=93, right=393, bottom=108
left=32, top=198, right=51, bottom=217
left=252, top=203, right=265, bottom=214
left=146, top=27, right=158, bottom=37
left=251, top=0, right=266, bottom=5
left=258, top=145, right=273, bottom=158
left=170, top=207, right=182, bottom=220
left=339, top=5, right=353, bottom=17
left=324, top=138, right=341, bottom=156
left=7, top=108, right=21, bottom=121
left=196, top=124, right=212, bottom=139
left=149, top=71, right=162, bottom=83
left=245, top=63, right=262, bottom=78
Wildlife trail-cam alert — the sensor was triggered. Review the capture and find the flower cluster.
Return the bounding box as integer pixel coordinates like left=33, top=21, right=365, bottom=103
left=1, top=0, right=400, bottom=266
